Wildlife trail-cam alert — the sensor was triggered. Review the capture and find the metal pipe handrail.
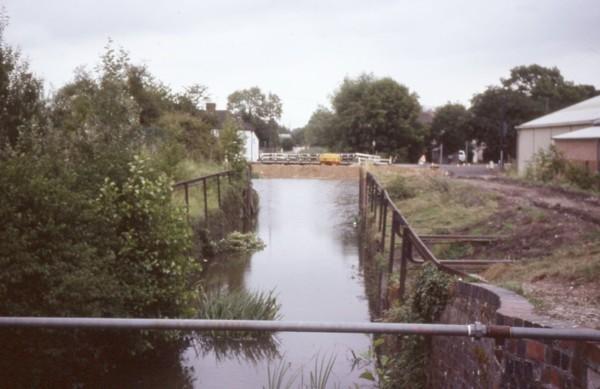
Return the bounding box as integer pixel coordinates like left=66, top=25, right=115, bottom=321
left=0, top=317, right=598, bottom=341
left=172, top=170, right=233, bottom=189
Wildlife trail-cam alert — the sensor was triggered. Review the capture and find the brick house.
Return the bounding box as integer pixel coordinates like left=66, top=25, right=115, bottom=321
left=553, top=124, right=600, bottom=173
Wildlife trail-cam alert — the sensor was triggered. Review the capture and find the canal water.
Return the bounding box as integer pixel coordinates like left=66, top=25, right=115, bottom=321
left=185, top=179, right=372, bottom=388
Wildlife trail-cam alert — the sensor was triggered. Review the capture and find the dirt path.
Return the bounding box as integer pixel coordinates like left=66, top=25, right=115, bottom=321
left=458, top=177, right=600, bottom=225
left=454, top=177, right=600, bottom=329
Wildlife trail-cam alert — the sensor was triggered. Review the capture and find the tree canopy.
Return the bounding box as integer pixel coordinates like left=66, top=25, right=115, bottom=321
left=467, top=65, right=598, bottom=161
left=302, top=74, right=425, bottom=161
left=227, top=86, right=284, bottom=148
left=428, top=103, right=472, bottom=155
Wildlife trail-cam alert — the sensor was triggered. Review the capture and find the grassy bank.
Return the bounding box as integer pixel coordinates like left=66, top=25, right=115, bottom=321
left=369, top=165, right=600, bottom=328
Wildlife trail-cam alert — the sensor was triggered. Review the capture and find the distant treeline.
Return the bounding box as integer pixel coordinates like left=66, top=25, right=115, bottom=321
left=296, top=66, right=598, bottom=162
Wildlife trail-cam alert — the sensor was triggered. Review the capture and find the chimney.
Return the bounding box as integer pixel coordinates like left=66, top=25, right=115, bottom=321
left=206, top=102, right=216, bottom=113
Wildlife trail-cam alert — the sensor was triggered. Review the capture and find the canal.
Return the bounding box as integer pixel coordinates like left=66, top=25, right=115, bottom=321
left=185, top=178, right=372, bottom=387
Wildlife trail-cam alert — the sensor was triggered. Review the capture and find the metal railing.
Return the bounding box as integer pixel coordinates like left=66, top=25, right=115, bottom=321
left=359, top=169, right=511, bottom=301
left=0, top=317, right=598, bottom=341
left=172, top=170, right=234, bottom=222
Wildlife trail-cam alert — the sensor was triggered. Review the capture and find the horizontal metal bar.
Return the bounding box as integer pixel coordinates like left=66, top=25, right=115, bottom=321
left=438, top=259, right=514, bottom=265
left=172, top=170, right=233, bottom=189
left=420, top=235, right=503, bottom=243
left=0, top=317, right=598, bottom=341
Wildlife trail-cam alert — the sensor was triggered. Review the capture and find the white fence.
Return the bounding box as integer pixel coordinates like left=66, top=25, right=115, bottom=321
left=258, top=152, right=390, bottom=165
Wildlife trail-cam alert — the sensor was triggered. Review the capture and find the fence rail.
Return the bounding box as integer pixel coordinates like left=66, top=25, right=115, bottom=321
left=0, top=317, right=598, bottom=341
left=172, top=170, right=233, bottom=222
left=359, top=169, right=511, bottom=303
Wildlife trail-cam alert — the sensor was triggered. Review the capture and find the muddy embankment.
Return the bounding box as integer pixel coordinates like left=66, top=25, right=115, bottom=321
left=251, top=163, right=359, bottom=180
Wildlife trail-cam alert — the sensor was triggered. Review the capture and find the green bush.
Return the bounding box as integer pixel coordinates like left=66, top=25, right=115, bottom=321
left=386, top=176, right=417, bottom=200
left=525, top=146, right=567, bottom=183
left=526, top=145, right=600, bottom=191
left=379, top=263, right=453, bottom=389
left=0, top=153, right=200, bottom=384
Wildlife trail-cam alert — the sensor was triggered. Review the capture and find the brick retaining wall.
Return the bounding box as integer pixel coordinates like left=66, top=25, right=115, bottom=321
left=429, top=282, right=600, bottom=388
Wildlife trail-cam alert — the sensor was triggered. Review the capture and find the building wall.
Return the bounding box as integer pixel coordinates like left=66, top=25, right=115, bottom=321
left=555, top=139, right=600, bottom=173
left=517, top=124, right=589, bottom=174
left=429, top=282, right=600, bottom=388
left=241, top=130, right=260, bottom=162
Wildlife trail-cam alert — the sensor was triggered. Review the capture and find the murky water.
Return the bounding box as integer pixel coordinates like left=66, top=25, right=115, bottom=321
left=185, top=179, right=372, bottom=388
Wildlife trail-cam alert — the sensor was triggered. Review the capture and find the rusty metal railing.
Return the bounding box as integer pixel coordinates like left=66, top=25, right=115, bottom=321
left=172, top=170, right=233, bottom=222
left=172, top=166, right=254, bottom=230
left=359, top=169, right=510, bottom=302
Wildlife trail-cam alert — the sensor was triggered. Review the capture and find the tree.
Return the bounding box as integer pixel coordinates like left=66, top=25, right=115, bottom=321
left=227, top=87, right=283, bottom=148
left=502, top=64, right=598, bottom=114
left=469, top=87, right=538, bottom=161
left=219, top=117, right=246, bottom=174
left=0, top=14, right=45, bottom=150
left=227, top=87, right=282, bottom=121
left=303, top=106, right=337, bottom=148
left=331, top=74, right=424, bottom=161
left=429, top=103, right=472, bottom=155
left=290, top=127, right=305, bottom=147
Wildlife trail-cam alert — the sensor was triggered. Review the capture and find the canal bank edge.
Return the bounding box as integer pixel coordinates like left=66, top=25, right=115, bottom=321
left=429, top=282, right=600, bottom=388
left=357, top=168, right=600, bottom=389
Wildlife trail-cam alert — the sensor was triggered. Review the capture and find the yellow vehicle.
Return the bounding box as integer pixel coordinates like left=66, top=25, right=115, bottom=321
left=319, top=153, right=342, bottom=165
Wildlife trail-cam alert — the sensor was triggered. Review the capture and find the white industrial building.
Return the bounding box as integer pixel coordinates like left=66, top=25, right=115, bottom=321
left=516, top=95, right=600, bottom=174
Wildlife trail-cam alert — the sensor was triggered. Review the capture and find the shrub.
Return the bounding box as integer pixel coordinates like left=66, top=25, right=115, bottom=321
left=526, top=145, right=600, bottom=192
left=379, top=263, right=453, bottom=388
left=525, top=146, right=567, bottom=183
left=386, top=176, right=417, bottom=200
left=0, top=153, right=200, bottom=384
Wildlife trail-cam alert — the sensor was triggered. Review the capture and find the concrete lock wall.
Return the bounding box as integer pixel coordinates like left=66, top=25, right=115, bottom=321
left=428, top=282, right=600, bottom=388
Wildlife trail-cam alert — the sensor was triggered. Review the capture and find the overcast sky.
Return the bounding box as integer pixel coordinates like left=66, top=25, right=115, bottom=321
left=3, top=0, right=600, bottom=128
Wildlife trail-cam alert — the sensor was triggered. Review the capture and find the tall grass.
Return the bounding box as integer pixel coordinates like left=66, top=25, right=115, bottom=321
left=198, top=288, right=281, bottom=324
left=194, top=288, right=282, bottom=362
left=264, top=354, right=338, bottom=389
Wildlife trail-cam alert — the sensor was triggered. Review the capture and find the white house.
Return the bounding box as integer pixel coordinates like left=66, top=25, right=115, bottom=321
left=239, top=129, right=260, bottom=162
left=204, top=103, right=260, bottom=162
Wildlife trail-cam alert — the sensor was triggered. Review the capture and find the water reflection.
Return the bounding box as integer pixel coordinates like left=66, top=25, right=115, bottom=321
left=187, top=179, right=372, bottom=388
left=192, top=334, right=280, bottom=364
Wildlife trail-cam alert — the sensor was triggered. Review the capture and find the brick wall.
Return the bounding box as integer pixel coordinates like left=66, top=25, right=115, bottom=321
left=429, top=282, right=600, bottom=388
left=555, top=139, right=600, bottom=173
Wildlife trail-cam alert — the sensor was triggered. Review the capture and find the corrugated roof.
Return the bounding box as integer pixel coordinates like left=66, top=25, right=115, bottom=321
left=517, top=95, right=600, bottom=130
left=552, top=126, right=600, bottom=140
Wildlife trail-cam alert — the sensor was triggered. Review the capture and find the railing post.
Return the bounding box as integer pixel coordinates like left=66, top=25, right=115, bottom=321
left=387, top=213, right=396, bottom=274
left=399, top=227, right=410, bottom=299
left=217, top=175, right=221, bottom=209
left=184, top=183, right=190, bottom=222
left=203, top=178, right=208, bottom=223
left=381, top=201, right=388, bottom=252
left=378, top=190, right=385, bottom=231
